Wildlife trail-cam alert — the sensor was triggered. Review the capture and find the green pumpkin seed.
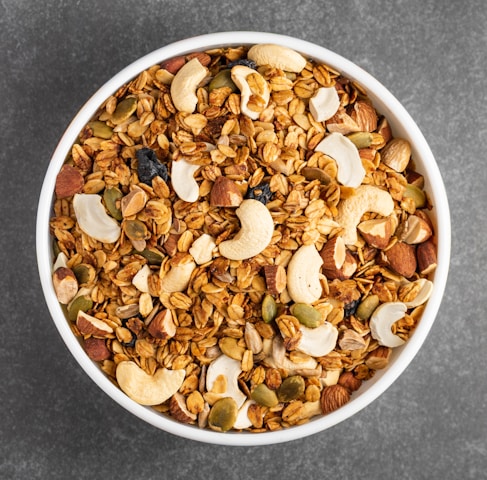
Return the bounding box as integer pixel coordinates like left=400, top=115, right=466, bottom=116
left=290, top=303, right=321, bottom=328
left=88, top=120, right=113, bottom=139
left=403, top=184, right=426, bottom=208
left=277, top=375, right=305, bottom=402
left=111, top=97, right=137, bottom=125
left=208, top=397, right=238, bottom=432
left=72, top=263, right=96, bottom=285
left=123, top=219, right=148, bottom=241
left=251, top=383, right=279, bottom=407
left=103, top=187, right=123, bottom=221
left=139, top=248, right=164, bottom=265
left=208, top=69, right=237, bottom=92
left=262, top=294, right=277, bottom=323
left=355, top=294, right=380, bottom=321
left=67, top=295, right=93, bottom=322
left=346, top=131, right=373, bottom=149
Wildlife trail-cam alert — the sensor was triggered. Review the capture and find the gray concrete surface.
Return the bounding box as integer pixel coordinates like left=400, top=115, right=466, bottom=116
left=1, top=0, right=486, bottom=478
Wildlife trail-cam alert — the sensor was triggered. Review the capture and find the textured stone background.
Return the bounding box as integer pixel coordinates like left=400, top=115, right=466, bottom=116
left=1, top=0, right=486, bottom=478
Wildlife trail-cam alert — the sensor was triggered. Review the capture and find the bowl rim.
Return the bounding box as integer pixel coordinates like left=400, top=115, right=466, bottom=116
left=36, top=31, right=451, bottom=446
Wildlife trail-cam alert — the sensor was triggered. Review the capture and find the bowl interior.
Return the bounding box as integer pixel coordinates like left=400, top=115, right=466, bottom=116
left=36, top=31, right=451, bottom=446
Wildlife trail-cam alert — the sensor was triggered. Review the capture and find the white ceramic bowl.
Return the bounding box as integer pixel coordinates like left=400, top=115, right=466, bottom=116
left=36, top=32, right=451, bottom=446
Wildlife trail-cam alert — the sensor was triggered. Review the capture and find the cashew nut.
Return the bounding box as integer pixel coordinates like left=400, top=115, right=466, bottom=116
left=287, top=244, right=324, bottom=304
left=170, top=57, right=208, bottom=113
left=402, top=278, right=434, bottom=308
left=189, top=233, right=216, bottom=265
left=231, top=65, right=270, bottom=120
left=73, top=193, right=121, bottom=243
left=132, top=264, right=151, bottom=293
left=315, top=132, right=365, bottom=188
left=247, top=44, right=307, bottom=72
left=160, top=259, right=196, bottom=293
left=171, top=159, right=200, bottom=202
left=116, top=360, right=185, bottom=406
left=296, top=322, right=338, bottom=357
left=233, top=399, right=255, bottom=430
left=218, top=199, right=274, bottom=260
left=266, top=336, right=318, bottom=372
left=309, top=87, right=341, bottom=122
left=206, top=354, right=247, bottom=408
left=335, top=185, right=395, bottom=245
left=370, top=302, right=407, bottom=348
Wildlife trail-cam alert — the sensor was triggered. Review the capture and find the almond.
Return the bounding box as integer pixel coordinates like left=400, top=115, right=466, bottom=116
left=263, top=264, right=287, bottom=295
left=365, top=346, right=391, bottom=370
left=377, top=117, right=392, bottom=143
left=338, top=371, right=362, bottom=393
left=381, top=138, right=411, bottom=173
left=210, top=176, right=243, bottom=207
left=76, top=311, right=113, bottom=337
left=52, top=267, right=78, bottom=304
left=320, top=236, right=346, bottom=271
left=351, top=100, right=377, bottom=132
left=185, top=51, right=211, bottom=67
left=55, top=164, right=84, bottom=199
left=383, top=241, right=417, bottom=278
left=160, top=55, right=186, bottom=74
left=357, top=217, right=392, bottom=249
left=323, top=250, right=357, bottom=280
left=417, top=239, right=437, bottom=275
left=406, top=170, right=425, bottom=189
left=169, top=392, right=197, bottom=424
left=320, top=384, right=350, bottom=414
left=147, top=309, right=176, bottom=339
left=83, top=337, right=111, bottom=362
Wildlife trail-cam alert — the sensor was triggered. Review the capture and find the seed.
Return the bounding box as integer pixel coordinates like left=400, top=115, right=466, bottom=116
left=123, top=219, right=148, bottom=241
left=111, top=97, right=137, bottom=125
left=67, top=295, right=93, bottom=322
left=403, top=184, right=426, bottom=208
left=261, top=294, right=277, bottom=323
left=208, top=69, right=237, bottom=92
left=355, top=294, right=379, bottom=321
left=139, top=248, right=164, bottom=265
left=346, top=131, right=373, bottom=149
left=103, top=187, right=123, bottom=221
left=290, top=303, right=321, bottom=328
left=251, top=383, right=279, bottom=407
left=277, top=375, right=305, bottom=402
left=88, top=120, right=113, bottom=139
left=72, top=263, right=96, bottom=285
left=208, top=397, right=238, bottom=432
left=218, top=337, right=245, bottom=361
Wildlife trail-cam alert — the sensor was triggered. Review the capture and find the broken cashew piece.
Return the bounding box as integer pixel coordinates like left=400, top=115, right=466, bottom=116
left=73, top=193, right=121, bottom=243
left=206, top=354, right=247, bottom=408
left=287, top=244, right=324, bottom=304
left=402, top=278, right=434, bottom=308
left=370, top=302, right=407, bottom=348
left=266, top=336, right=318, bottom=372
left=336, top=185, right=395, bottom=245
left=189, top=233, right=216, bottom=265
left=171, top=159, right=200, bottom=202
left=132, top=264, right=151, bottom=293
left=309, top=87, right=341, bottom=122
left=315, top=132, right=365, bottom=188
left=170, top=57, right=208, bottom=113
left=295, top=322, right=339, bottom=357
left=218, top=199, right=274, bottom=260
left=160, top=259, right=196, bottom=293
left=116, top=361, right=185, bottom=406
left=231, top=65, right=270, bottom=120
left=247, top=43, right=307, bottom=72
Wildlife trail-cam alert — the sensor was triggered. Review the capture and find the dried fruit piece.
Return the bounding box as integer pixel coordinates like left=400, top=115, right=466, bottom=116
left=136, top=147, right=169, bottom=185
left=244, top=182, right=272, bottom=204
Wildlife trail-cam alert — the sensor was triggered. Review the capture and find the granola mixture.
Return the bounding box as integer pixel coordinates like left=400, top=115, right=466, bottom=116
left=50, top=44, right=438, bottom=432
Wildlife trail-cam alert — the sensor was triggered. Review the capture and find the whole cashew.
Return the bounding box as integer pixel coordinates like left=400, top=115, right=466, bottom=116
left=287, top=244, right=324, bottom=304
left=160, top=259, right=196, bottom=293
left=170, top=57, right=208, bottom=113
left=315, top=132, right=365, bottom=188
left=116, top=361, right=185, bottom=405
left=247, top=44, right=307, bottom=72
left=73, top=193, right=121, bottom=243
left=370, top=302, right=406, bottom=348
left=171, top=159, right=200, bottom=203
left=231, top=65, right=270, bottom=120
left=336, top=185, right=395, bottom=245
left=218, top=199, right=274, bottom=260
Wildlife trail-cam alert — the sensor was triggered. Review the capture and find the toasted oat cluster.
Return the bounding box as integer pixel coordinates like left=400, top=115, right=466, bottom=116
left=50, top=44, right=437, bottom=432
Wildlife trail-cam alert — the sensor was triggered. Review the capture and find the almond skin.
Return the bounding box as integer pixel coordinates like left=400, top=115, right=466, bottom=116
left=147, top=309, right=176, bottom=339
left=320, top=384, right=350, bottom=414
left=384, top=241, right=417, bottom=278
left=55, top=164, right=84, bottom=198
left=357, top=218, right=392, bottom=249
left=338, top=371, right=362, bottom=393
left=210, top=176, right=243, bottom=207
left=263, top=264, right=287, bottom=295
left=83, top=337, right=111, bottom=362
left=417, top=239, right=437, bottom=275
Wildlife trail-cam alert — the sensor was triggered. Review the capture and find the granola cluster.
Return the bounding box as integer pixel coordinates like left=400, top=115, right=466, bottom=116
left=50, top=44, right=437, bottom=432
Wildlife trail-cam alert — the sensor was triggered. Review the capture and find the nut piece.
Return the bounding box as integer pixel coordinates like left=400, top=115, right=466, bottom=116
left=338, top=371, right=362, bottom=392
left=335, top=185, right=395, bottom=245
left=116, top=361, right=185, bottom=406
left=263, top=264, right=287, bottom=295
left=381, top=138, right=411, bottom=172
left=397, top=215, right=432, bottom=244
left=170, top=57, right=208, bottom=113
left=189, top=233, right=216, bottom=265
left=76, top=310, right=113, bottom=337
left=83, top=337, right=111, bottom=362
left=206, top=354, right=246, bottom=408
left=357, top=217, right=392, bottom=249
left=132, top=264, right=151, bottom=293
left=383, top=241, right=417, bottom=278
left=160, top=258, right=197, bottom=293
left=323, top=250, right=357, bottom=281
left=169, top=392, right=197, bottom=424
left=309, top=87, right=341, bottom=122
left=52, top=267, right=78, bottom=304
left=231, top=65, right=270, bottom=120
left=369, top=302, right=407, bottom=348
left=315, top=132, right=365, bottom=188
left=287, top=244, right=324, bottom=304
left=320, top=384, right=350, bottom=414
left=210, top=176, right=243, bottom=207
left=218, top=199, right=274, bottom=261
left=417, top=239, right=437, bottom=275
left=73, top=193, right=121, bottom=244
left=365, top=346, right=392, bottom=369
left=147, top=309, right=176, bottom=339
left=55, top=164, right=84, bottom=198
left=121, top=185, right=148, bottom=217
left=247, top=44, right=307, bottom=72
left=400, top=278, right=434, bottom=308
left=320, top=236, right=346, bottom=271
left=295, top=322, right=338, bottom=357
left=171, top=159, right=200, bottom=203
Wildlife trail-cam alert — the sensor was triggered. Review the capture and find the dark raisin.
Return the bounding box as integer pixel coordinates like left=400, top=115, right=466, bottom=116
left=245, top=182, right=273, bottom=204
left=136, top=147, right=169, bottom=185
left=344, top=298, right=361, bottom=317
left=228, top=58, right=257, bottom=70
